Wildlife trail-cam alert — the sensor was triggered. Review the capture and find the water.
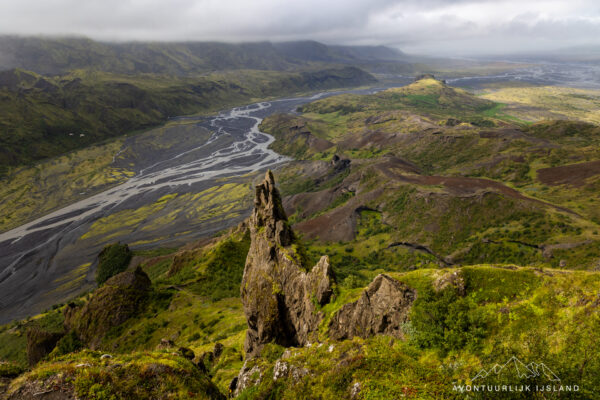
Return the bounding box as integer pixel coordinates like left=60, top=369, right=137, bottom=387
left=0, top=85, right=395, bottom=323
left=446, top=61, right=600, bottom=89
left=1, top=60, right=597, bottom=322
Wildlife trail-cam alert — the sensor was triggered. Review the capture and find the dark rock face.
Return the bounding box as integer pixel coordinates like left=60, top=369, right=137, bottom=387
left=65, top=266, right=151, bottom=349
left=241, top=171, right=335, bottom=356
left=26, top=328, right=64, bottom=366
left=328, top=274, right=416, bottom=340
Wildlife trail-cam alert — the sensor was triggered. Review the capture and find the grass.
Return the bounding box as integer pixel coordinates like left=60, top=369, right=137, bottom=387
left=480, top=85, right=600, bottom=124
left=235, top=265, right=600, bottom=399
left=8, top=349, right=223, bottom=399
left=0, top=139, right=133, bottom=232
left=0, top=66, right=375, bottom=175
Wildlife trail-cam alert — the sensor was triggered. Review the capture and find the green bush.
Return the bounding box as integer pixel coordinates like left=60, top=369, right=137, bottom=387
left=52, top=331, right=83, bottom=357
left=96, top=243, right=132, bottom=286
left=410, top=286, right=489, bottom=353
left=0, top=361, right=25, bottom=377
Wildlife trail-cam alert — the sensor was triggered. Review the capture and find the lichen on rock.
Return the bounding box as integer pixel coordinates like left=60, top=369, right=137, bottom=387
left=64, top=266, right=152, bottom=349
left=328, top=274, right=416, bottom=340
left=26, top=328, right=64, bottom=367
left=241, top=171, right=336, bottom=357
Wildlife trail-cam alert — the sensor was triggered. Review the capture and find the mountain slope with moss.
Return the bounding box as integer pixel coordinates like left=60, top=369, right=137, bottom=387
left=0, top=66, right=376, bottom=175
left=1, top=171, right=599, bottom=399
left=261, top=76, right=600, bottom=275
left=1, top=77, right=600, bottom=399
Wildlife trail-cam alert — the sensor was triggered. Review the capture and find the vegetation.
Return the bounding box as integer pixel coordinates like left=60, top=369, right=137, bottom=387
left=2, top=71, right=600, bottom=398
left=96, top=243, right=133, bottom=285
left=233, top=266, right=600, bottom=399
left=8, top=350, right=223, bottom=399
left=0, top=65, right=375, bottom=174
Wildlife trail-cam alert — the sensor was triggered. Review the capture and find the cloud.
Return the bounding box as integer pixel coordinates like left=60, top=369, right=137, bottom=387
left=0, top=0, right=598, bottom=55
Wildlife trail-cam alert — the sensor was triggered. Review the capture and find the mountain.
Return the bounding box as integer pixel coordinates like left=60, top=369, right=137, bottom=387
left=0, top=35, right=393, bottom=174
left=0, top=36, right=407, bottom=76
left=0, top=66, right=376, bottom=174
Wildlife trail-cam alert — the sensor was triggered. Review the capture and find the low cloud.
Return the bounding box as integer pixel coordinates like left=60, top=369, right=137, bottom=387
left=0, top=0, right=598, bottom=55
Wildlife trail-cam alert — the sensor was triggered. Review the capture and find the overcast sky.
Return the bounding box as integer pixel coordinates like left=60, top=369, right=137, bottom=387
left=0, top=0, right=599, bottom=55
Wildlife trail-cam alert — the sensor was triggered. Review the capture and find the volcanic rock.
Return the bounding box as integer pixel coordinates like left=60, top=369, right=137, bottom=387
left=328, top=274, right=415, bottom=340
left=65, top=266, right=151, bottom=349
left=241, top=171, right=336, bottom=357
left=26, top=328, right=64, bottom=366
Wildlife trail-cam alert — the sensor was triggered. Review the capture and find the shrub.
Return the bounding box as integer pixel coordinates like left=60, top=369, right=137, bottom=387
left=96, top=243, right=132, bottom=285
left=53, top=331, right=83, bottom=357
left=410, top=286, right=489, bottom=352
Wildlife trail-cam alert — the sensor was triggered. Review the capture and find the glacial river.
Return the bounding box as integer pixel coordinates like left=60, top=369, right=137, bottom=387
left=1, top=60, right=598, bottom=323
left=0, top=84, right=405, bottom=323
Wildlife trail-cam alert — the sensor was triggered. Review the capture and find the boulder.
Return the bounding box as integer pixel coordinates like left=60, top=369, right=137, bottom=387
left=233, top=361, right=263, bottom=396
left=65, top=266, right=151, bottom=349
left=212, top=342, right=224, bottom=359
left=328, top=274, right=415, bottom=340
left=26, top=328, right=64, bottom=366
left=241, top=171, right=336, bottom=356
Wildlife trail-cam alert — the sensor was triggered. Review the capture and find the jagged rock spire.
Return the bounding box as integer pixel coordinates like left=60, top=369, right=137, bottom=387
left=241, top=171, right=335, bottom=356
left=250, top=170, right=294, bottom=247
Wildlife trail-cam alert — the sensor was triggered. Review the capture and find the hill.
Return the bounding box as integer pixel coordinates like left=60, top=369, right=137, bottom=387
left=0, top=36, right=407, bottom=76
left=260, top=76, right=600, bottom=272
left=0, top=66, right=376, bottom=174
left=0, top=171, right=598, bottom=399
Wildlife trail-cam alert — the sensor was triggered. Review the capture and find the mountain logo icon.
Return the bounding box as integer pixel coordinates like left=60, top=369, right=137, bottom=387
left=471, top=356, right=560, bottom=382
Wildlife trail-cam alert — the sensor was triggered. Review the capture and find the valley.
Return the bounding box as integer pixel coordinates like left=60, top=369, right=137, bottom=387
left=1, top=52, right=600, bottom=399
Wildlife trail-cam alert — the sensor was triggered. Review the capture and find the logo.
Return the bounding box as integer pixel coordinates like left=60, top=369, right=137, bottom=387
left=471, top=356, right=560, bottom=382
left=452, top=356, right=580, bottom=394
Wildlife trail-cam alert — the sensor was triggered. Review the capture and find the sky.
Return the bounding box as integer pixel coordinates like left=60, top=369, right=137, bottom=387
left=0, top=0, right=599, bottom=55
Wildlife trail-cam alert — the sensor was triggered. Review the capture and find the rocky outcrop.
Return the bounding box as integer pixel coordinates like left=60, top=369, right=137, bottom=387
left=26, top=328, right=64, bottom=366
left=241, top=171, right=336, bottom=356
left=64, top=266, right=152, bottom=349
left=328, top=274, right=415, bottom=340
left=433, top=270, right=465, bottom=295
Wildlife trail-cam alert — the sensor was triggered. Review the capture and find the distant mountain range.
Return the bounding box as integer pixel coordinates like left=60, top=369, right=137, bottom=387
left=0, top=36, right=407, bottom=76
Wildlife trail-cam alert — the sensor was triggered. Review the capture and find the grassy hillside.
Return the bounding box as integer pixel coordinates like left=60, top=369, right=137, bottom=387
left=0, top=36, right=407, bottom=76
left=260, top=77, right=600, bottom=272
left=0, top=66, right=375, bottom=174
left=1, top=232, right=599, bottom=398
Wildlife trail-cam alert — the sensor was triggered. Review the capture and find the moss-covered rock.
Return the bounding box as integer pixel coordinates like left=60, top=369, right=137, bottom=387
left=6, top=350, right=225, bottom=400
left=241, top=171, right=336, bottom=356
left=65, top=266, right=151, bottom=349
left=26, top=328, right=64, bottom=367
left=96, top=242, right=133, bottom=286
left=328, top=274, right=415, bottom=340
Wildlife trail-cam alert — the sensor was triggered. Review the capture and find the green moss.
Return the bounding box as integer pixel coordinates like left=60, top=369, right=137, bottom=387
left=96, top=243, right=133, bottom=285
left=12, top=350, right=224, bottom=399
left=0, top=361, right=25, bottom=377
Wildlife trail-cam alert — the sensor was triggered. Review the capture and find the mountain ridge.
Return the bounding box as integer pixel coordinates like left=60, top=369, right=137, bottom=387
left=0, top=36, right=407, bottom=76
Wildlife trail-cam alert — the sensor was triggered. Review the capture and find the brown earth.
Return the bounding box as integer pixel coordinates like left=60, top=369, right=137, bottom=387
left=292, top=187, right=384, bottom=242
left=537, top=160, right=600, bottom=187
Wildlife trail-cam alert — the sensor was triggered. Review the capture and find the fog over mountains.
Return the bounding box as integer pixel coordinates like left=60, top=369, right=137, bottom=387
left=0, top=36, right=407, bottom=75
left=1, top=0, right=600, bottom=55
